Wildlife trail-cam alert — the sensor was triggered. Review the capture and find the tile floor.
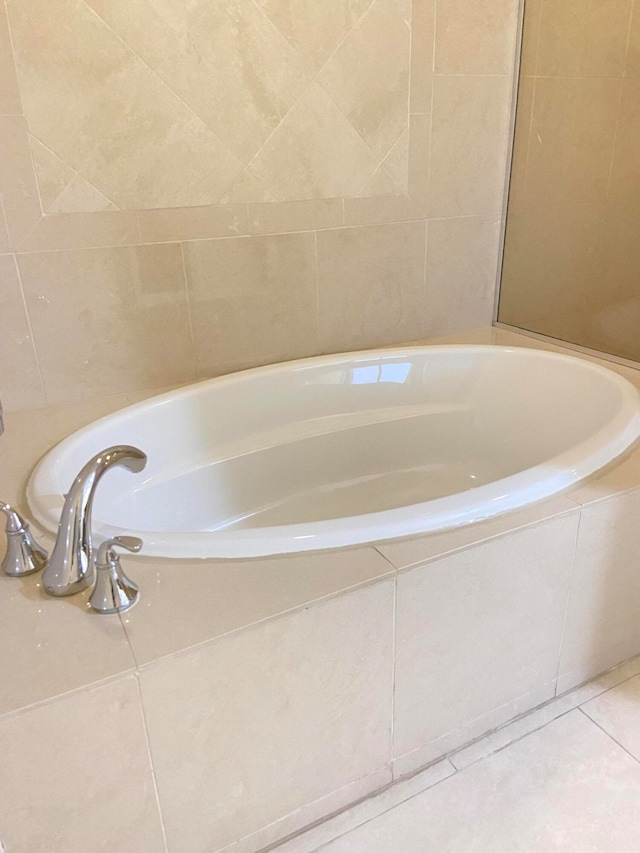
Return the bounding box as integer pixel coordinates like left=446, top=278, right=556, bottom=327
left=275, top=655, right=640, bottom=852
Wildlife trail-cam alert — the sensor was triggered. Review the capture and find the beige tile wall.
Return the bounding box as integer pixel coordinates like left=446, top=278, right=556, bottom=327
left=499, top=0, right=640, bottom=361
left=0, top=0, right=520, bottom=410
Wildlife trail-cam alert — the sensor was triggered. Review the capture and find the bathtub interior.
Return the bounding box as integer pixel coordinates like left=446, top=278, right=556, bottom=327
left=30, top=346, right=635, bottom=541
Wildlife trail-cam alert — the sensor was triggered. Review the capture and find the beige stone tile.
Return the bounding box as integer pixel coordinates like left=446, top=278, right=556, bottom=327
left=184, top=232, right=319, bottom=377
left=609, top=80, right=640, bottom=218
left=343, top=192, right=424, bottom=225
left=48, top=173, right=117, bottom=214
left=251, top=83, right=380, bottom=201
left=247, top=198, right=343, bottom=235
left=0, top=253, right=45, bottom=411
left=139, top=581, right=394, bottom=853
left=317, top=222, right=425, bottom=352
left=0, top=568, right=135, bottom=716
left=0, top=199, right=11, bottom=252
left=519, top=0, right=541, bottom=76
left=537, top=0, right=633, bottom=77
left=583, top=674, right=640, bottom=759
left=121, top=547, right=394, bottom=665
left=428, top=75, right=512, bottom=217
left=435, top=0, right=519, bottom=74
left=0, top=116, right=42, bottom=248
left=88, top=0, right=312, bottom=165
left=558, top=489, right=640, bottom=693
left=394, top=514, right=579, bottom=760
left=0, top=0, right=21, bottom=114
left=9, top=0, right=243, bottom=209
left=525, top=78, right=622, bottom=208
left=358, top=165, right=404, bottom=197
left=137, top=205, right=248, bottom=243
left=18, top=210, right=141, bottom=252
left=253, top=0, right=375, bottom=74
left=18, top=244, right=197, bottom=403
left=628, top=1, right=640, bottom=77
left=406, top=112, right=430, bottom=210
left=451, top=655, right=640, bottom=772
left=276, top=760, right=454, bottom=853
left=321, top=711, right=640, bottom=852
left=0, top=677, right=166, bottom=853
left=424, top=215, right=501, bottom=337
left=409, top=0, right=435, bottom=113
left=219, top=169, right=277, bottom=204
left=317, top=0, right=410, bottom=160
left=29, top=136, right=76, bottom=211
left=377, top=494, right=579, bottom=570
left=382, top=128, right=409, bottom=195
left=499, top=203, right=609, bottom=324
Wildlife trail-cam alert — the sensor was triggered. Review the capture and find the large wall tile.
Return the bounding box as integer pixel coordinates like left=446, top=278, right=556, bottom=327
left=409, top=0, right=435, bottom=113
left=434, top=0, right=519, bottom=75
left=394, top=515, right=579, bottom=761
left=184, top=232, right=319, bottom=376
left=0, top=253, right=45, bottom=411
left=628, top=2, right=640, bottom=77
left=0, top=1, right=21, bottom=114
left=524, top=78, right=622, bottom=208
left=536, top=0, right=633, bottom=77
left=558, top=490, right=640, bottom=693
left=139, top=580, right=394, bottom=852
left=428, top=75, right=512, bottom=217
left=0, top=116, right=42, bottom=248
left=317, top=222, right=426, bottom=352
left=424, top=215, right=501, bottom=337
left=0, top=677, right=166, bottom=853
left=18, top=243, right=197, bottom=403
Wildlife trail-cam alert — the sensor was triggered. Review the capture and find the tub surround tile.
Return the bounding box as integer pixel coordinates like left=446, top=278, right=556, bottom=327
left=609, top=80, right=640, bottom=219
left=274, top=760, right=454, bottom=853
left=393, top=514, right=579, bottom=761
left=17, top=244, right=197, bottom=404
left=0, top=568, right=135, bottom=717
left=409, top=0, right=435, bottom=114
left=318, top=711, right=640, bottom=852
left=342, top=192, right=425, bottom=226
left=0, top=116, right=42, bottom=248
left=137, top=205, right=249, bottom=244
left=423, top=215, right=502, bottom=338
left=392, top=680, right=556, bottom=780
left=567, top=448, right=640, bottom=507
left=223, top=767, right=393, bottom=853
left=628, top=2, right=640, bottom=78
left=184, top=232, right=319, bottom=377
left=0, top=253, right=45, bottom=412
left=17, top=210, right=142, bottom=252
left=0, top=677, right=166, bottom=853
left=558, top=489, right=640, bottom=694
left=434, top=0, right=519, bottom=75
left=377, top=494, right=579, bottom=571
left=121, top=548, right=395, bottom=665
left=247, top=198, right=344, bottom=235
left=317, top=222, right=426, bottom=352
left=0, top=1, right=21, bottom=115
left=428, top=75, right=512, bottom=218
left=139, top=581, right=394, bottom=853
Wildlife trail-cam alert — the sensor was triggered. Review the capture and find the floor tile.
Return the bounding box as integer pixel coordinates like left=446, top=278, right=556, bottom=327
left=583, top=674, right=640, bottom=761
left=318, top=711, right=640, bottom=851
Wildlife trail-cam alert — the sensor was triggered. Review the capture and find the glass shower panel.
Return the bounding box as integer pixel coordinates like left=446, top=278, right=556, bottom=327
left=498, top=0, right=640, bottom=362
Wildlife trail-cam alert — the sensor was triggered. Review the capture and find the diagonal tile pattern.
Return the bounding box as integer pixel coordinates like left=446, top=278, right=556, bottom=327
left=7, top=0, right=411, bottom=211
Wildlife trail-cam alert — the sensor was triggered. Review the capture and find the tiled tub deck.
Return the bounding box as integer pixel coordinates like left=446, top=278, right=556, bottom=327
left=2, top=328, right=640, bottom=852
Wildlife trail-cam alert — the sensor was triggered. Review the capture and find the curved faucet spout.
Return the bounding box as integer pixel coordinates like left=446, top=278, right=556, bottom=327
left=42, top=445, right=147, bottom=597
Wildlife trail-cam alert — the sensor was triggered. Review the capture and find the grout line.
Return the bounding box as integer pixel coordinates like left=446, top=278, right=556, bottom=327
left=422, top=218, right=429, bottom=337
left=133, top=674, right=170, bottom=853
left=11, top=252, right=48, bottom=404
left=390, top=575, right=398, bottom=767
left=179, top=241, right=200, bottom=378
left=578, top=706, right=640, bottom=769
left=313, top=231, right=321, bottom=355
left=2, top=0, right=25, bottom=116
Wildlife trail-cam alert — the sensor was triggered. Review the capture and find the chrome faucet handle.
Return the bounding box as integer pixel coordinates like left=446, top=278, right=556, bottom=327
left=0, top=502, right=49, bottom=577
left=89, top=535, right=142, bottom=615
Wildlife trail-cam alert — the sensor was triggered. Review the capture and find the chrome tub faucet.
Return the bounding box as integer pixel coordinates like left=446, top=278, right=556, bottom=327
left=1, top=445, right=146, bottom=605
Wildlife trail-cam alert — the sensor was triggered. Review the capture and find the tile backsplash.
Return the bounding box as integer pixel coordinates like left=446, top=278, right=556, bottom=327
left=0, top=0, right=519, bottom=410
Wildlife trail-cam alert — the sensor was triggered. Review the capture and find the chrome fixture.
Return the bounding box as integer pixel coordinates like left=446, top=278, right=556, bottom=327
left=42, top=446, right=147, bottom=597
left=90, top=535, right=142, bottom=614
left=0, top=502, right=48, bottom=577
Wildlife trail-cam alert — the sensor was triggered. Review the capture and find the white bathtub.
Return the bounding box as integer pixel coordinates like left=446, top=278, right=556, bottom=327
left=28, top=346, right=640, bottom=559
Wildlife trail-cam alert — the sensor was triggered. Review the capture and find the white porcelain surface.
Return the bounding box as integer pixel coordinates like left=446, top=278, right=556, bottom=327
left=27, top=345, right=640, bottom=559
left=139, top=581, right=394, bottom=853
left=319, top=711, right=640, bottom=851
left=393, top=514, right=579, bottom=760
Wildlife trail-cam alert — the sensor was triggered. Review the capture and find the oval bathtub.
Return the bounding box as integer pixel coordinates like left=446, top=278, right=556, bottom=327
left=28, top=346, right=640, bottom=559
